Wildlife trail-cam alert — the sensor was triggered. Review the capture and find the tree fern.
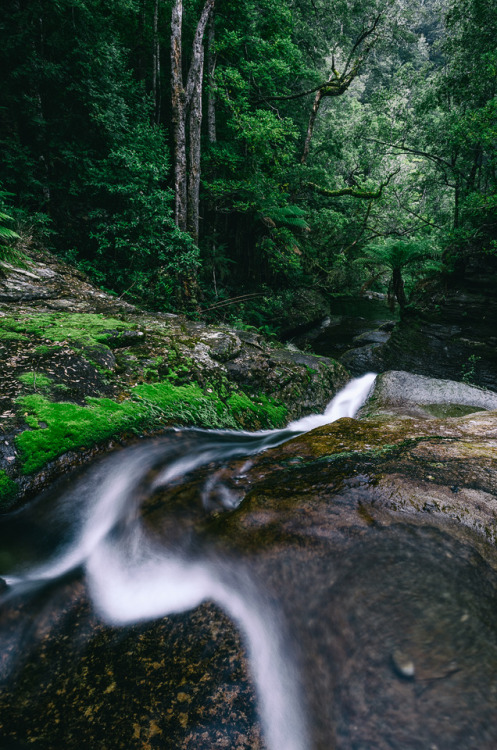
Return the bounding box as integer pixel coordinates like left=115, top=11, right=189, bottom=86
left=259, top=203, right=309, bottom=230
left=0, top=189, right=21, bottom=271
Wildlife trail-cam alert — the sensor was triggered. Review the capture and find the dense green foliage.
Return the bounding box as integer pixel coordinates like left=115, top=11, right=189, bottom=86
left=1, top=0, right=495, bottom=322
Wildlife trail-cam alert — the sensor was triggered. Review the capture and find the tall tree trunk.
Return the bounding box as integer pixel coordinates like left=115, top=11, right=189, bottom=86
left=392, top=267, right=407, bottom=309
left=35, top=13, right=51, bottom=208
left=152, top=0, right=160, bottom=123
left=207, top=12, right=217, bottom=144
left=170, top=0, right=214, bottom=235
left=136, top=0, right=146, bottom=84
left=170, top=0, right=187, bottom=230
left=187, top=47, right=204, bottom=243
left=454, top=181, right=460, bottom=230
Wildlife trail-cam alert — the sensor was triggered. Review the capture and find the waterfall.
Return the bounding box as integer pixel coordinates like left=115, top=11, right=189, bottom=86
left=1, top=373, right=376, bottom=750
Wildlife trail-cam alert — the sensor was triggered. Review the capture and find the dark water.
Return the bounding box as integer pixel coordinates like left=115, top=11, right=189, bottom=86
left=291, top=296, right=398, bottom=359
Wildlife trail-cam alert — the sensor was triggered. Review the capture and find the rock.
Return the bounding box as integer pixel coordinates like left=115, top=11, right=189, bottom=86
left=226, top=343, right=349, bottom=417
left=203, top=407, right=497, bottom=748
left=370, top=264, right=497, bottom=390
left=0, top=251, right=349, bottom=504
left=0, top=578, right=263, bottom=750
left=361, top=370, right=497, bottom=419
left=391, top=650, right=415, bottom=680
left=271, top=288, right=331, bottom=336
left=340, top=343, right=383, bottom=375
left=4, top=377, right=497, bottom=748
left=378, top=320, right=396, bottom=332
left=352, top=330, right=391, bottom=345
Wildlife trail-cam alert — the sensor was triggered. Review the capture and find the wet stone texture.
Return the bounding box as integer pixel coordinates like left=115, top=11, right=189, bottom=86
left=0, top=576, right=264, bottom=749
left=200, top=423, right=497, bottom=750
left=3, top=408, right=497, bottom=748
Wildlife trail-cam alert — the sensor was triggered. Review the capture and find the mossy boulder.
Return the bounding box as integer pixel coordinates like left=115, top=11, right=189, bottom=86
left=0, top=251, right=348, bottom=506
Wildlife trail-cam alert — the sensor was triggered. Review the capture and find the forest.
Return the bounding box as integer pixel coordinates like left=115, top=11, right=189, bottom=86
left=1, top=0, right=496, bottom=331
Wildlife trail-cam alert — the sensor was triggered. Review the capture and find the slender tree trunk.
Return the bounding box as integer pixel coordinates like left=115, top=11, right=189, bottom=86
left=301, top=89, right=323, bottom=164
left=392, top=267, right=407, bottom=309
left=170, top=0, right=214, bottom=234
left=187, top=48, right=204, bottom=243
left=171, top=0, right=187, bottom=230
left=207, top=12, right=217, bottom=143
left=152, top=0, right=160, bottom=123
left=35, top=14, right=51, bottom=208
left=454, top=181, right=460, bottom=229
left=137, top=0, right=146, bottom=84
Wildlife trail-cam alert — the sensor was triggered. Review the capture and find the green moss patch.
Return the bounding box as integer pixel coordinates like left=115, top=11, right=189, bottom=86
left=0, top=313, right=134, bottom=351
left=18, top=372, right=53, bottom=390
left=0, top=470, right=18, bottom=508
left=424, top=403, right=486, bottom=419
left=227, top=392, right=287, bottom=429
left=15, top=380, right=287, bottom=474
left=0, top=330, right=28, bottom=341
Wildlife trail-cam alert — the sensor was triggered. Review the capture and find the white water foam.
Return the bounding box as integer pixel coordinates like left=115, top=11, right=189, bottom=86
left=286, top=371, right=376, bottom=432
left=3, top=373, right=376, bottom=750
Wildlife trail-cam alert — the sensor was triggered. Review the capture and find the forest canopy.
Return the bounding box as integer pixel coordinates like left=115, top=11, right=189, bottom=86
left=1, top=0, right=496, bottom=326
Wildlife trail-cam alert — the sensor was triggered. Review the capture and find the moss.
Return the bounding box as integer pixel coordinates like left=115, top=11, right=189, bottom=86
left=424, top=403, right=485, bottom=419
left=15, top=379, right=288, bottom=475
left=34, top=345, right=52, bottom=355
left=0, top=470, right=18, bottom=508
left=0, top=329, right=28, bottom=341
left=18, top=372, right=53, bottom=391
left=0, top=313, right=134, bottom=351
left=227, top=392, right=287, bottom=430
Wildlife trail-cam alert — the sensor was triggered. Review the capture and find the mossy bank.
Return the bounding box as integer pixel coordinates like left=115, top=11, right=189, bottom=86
left=0, top=251, right=349, bottom=506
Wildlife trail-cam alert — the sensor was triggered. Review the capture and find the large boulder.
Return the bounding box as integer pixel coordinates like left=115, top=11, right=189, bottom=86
left=360, top=370, right=497, bottom=418
left=0, top=251, right=348, bottom=508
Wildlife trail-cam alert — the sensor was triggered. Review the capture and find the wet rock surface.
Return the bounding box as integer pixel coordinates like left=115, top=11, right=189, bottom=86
left=202, top=409, right=497, bottom=748
left=0, top=576, right=264, bottom=750
left=360, top=370, right=497, bottom=419
left=3, top=399, right=497, bottom=748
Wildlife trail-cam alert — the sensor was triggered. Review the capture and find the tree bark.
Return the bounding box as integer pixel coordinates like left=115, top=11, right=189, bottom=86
left=170, top=0, right=214, bottom=234
left=392, top=267, right=407, bottom=308
left=152, top=0, right=160, bottom=124
left=301, top=89, right=323, bottom=164
left=171, top=0, right=187, bottom=230
left=207, top=12, right=217, bottom=143
left=187, top=46, right=205, bottom=242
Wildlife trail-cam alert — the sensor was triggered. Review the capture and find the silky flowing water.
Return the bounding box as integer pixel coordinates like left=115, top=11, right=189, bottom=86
left=2, top=371, right=497, bottom=750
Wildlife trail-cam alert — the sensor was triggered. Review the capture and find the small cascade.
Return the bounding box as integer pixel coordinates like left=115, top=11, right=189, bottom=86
left=0, top=373, right=377, bottom=750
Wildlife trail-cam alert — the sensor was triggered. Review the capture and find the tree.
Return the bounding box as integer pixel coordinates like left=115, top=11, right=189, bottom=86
left=170, top=0, right=215, bottom=242
left=357, top=238, right=440, bottom=308
left=300, top=8, right=386, bottom=164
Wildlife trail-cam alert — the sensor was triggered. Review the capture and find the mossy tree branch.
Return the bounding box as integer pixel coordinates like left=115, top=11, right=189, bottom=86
left=307, top=169, right=400, bottom=200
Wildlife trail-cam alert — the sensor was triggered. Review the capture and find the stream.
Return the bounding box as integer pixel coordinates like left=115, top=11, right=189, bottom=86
left=2, top=371, right=497, bottom=749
